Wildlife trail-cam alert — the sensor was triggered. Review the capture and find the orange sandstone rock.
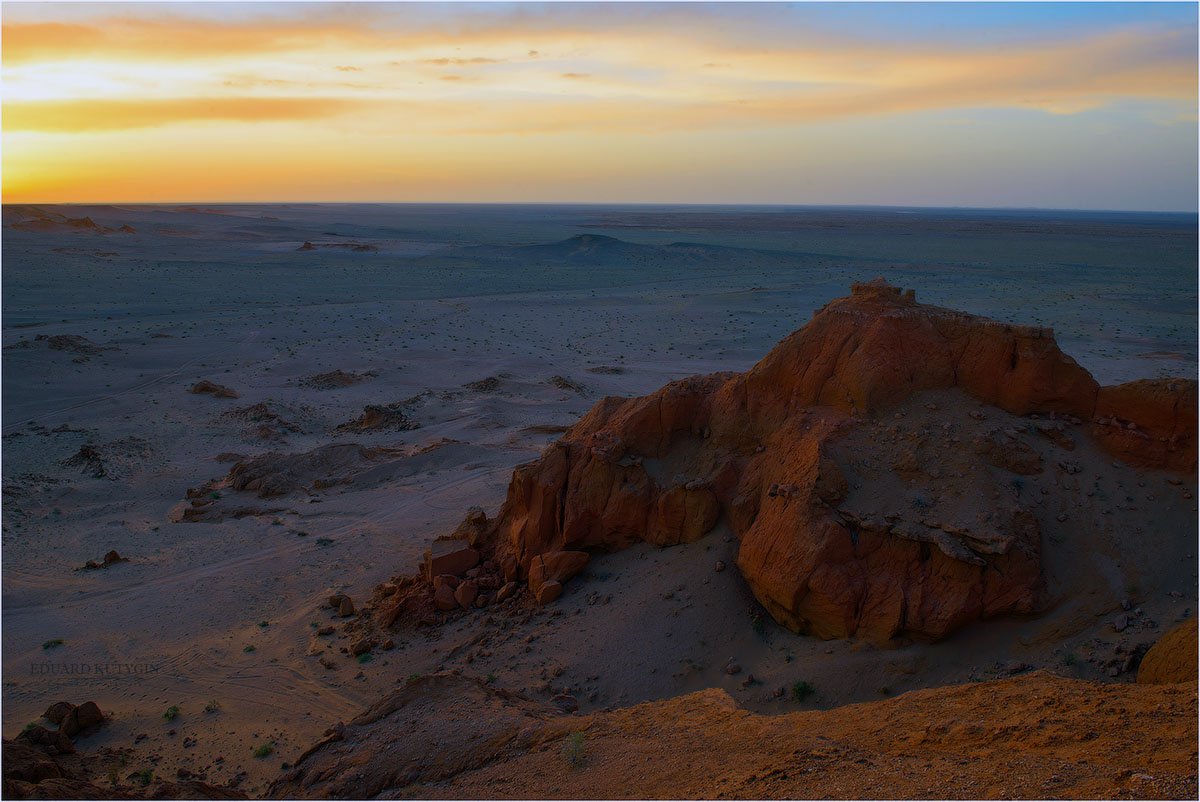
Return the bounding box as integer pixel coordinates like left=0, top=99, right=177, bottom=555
left=437, top=281, right=1195, bottom=640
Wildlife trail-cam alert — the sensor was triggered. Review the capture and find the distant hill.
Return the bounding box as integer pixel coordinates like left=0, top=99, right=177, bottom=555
left=440, top=233, right=785, bottom=267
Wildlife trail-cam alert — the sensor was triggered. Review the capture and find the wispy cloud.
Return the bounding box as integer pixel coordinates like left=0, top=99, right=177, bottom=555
left=5, top=97, right=359, bottom=132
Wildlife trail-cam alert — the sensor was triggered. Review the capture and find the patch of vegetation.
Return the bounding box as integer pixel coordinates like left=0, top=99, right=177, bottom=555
left=41, top=639, right=64, bottom=650
left=23, top=722, right=38, bottom=731
left=204, top=700, right=220, bottom=714
left=562, top=731, right=586, bottom=768
left=258, top=620, right=270, bottom=628
left=162, top=705, right=180, bottom=721
left=253, top=743, right=274, bottom=759
left=133, top=769, right=153, bottom=787
left=485, top=672, right=497, bottom=684
left=315, top=537, right=334, bottom=547
left=406, top=673, right=422, bottom=683
left=209, top=491, right=221, bottom=500
left=791, top=681, right=815, bottom=703
left=357, top=653, right=372, bottom=664
left=243, top=645, right=256, bottom=653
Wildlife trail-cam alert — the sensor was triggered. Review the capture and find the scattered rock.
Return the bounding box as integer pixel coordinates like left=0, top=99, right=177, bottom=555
left=189, top=380, right=239, bottom=399
left=300, top=370, right=375, bottom=390
left=80, top=550, right=128, bottom=571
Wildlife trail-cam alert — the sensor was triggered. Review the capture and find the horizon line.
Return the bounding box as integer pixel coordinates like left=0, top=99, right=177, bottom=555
left=5, top=200, right=1197, bottom=216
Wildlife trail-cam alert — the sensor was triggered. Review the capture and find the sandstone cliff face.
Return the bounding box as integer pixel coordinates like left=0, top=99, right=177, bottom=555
left=448, top=281, right=1196, bottom=642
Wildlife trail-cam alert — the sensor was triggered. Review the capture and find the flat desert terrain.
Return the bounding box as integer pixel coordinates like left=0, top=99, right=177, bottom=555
left=2, top=203, right=1196, bottom=797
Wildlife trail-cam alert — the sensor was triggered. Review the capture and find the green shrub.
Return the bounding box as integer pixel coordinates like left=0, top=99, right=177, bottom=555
left=562, top=731, right=585, bottom=767
left=791, top=681, right=815, bottom=703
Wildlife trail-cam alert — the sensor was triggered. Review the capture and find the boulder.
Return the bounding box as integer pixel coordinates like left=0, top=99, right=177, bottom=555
left=59, top=702, right=103, bottom=738
left=424, top=540, right=480, bottom=581
left=454, top=580, right=479, bottom=610
left=495, top=581, right=518, bottom=603
left=42, top=703, right=74, bottom=726
left=535, top=580, right=563, bottom=605
left=1138, top=618, right=1197, bottom=684
left=433, top=583, right=458, bottom=611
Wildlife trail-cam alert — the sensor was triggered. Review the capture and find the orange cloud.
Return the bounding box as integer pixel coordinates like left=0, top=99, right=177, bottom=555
left=4, top=97, right=358, bottom=132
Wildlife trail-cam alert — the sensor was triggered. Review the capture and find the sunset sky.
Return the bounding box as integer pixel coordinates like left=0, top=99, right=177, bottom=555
left=3, top=2, right=1197, bottom=209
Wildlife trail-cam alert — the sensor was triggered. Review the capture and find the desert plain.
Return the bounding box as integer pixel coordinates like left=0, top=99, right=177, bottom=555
left=1, top=202, right=1196, bottom=798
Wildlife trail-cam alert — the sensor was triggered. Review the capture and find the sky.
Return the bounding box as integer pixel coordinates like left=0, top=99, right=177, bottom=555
left=2, top=2, right=1197, bottom=210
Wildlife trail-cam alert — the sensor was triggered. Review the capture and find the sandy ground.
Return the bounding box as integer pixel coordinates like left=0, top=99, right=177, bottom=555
left=2, top=204, right=1196, bottom=795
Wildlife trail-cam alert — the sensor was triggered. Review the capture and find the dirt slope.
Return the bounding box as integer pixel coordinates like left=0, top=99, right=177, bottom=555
left=269, top=671, right=1196, bottom=800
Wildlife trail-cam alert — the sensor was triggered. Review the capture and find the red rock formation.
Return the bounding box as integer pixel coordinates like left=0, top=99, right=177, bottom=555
left=1093, top=379, right=1198, bottom=472
left=437, top=281, right=1196, bottom=642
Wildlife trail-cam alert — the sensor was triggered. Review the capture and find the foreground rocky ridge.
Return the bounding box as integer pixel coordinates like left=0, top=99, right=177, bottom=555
left=412, top=281, right=1196, bottom=642
left=267, top=669, right=1197, bottom=800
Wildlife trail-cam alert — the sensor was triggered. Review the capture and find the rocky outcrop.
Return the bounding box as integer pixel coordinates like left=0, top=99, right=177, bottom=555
left=1138, top=617, right=1197, bottom=684
left=335, top=403, right=418, bottom=434
left=438, top=281, right=1196, bottom=642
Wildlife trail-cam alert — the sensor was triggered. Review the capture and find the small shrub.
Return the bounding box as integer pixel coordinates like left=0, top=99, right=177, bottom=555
left=357, top=653, right=372, bottom=664
left=204, top=700, right=220, bottom=714
left=258, top=621, right=270, bottom=628
left=562, top=731, right=585, bottom=767
left=485, top=672, right=497, bottom=684
left=209, top=491, right=221, bottom=500
left=791, top=681, right=815, bottom=703
left=243, top=645, right=256, bottom=653
left=253, top=743, right=274, bottom=759
left=134, top=769, right=153, bottom=787
left=162, top=705, right=180, bottom=721
left=42, top=639, right=64, bottom=650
